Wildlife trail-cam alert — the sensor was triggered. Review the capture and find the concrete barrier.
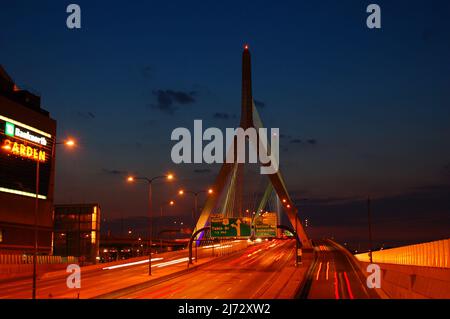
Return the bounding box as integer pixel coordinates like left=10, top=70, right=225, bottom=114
left=355, top=238, right=450, bottom=268
left=359, top=261, right=450, bottom=299
left=354, top=238, right=450, bottom=299
left=0, top=264, right=69, bottom=282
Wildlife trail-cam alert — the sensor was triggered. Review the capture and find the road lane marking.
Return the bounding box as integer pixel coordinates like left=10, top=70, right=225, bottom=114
left=326, top=262, right=330, bottom=280
left=315, top=262, right=323, bottom=281
left=135, top=283, right=177, bottom=298
left=343, top=272, right=355, bottom=299
left=151, top=285, right=185, bottom=299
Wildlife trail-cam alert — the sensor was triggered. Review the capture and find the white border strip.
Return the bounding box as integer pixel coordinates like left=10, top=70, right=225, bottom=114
left=0, top=115, right=52, bottom=138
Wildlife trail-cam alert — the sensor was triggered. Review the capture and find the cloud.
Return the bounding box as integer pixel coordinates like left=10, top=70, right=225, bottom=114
left=151, top=89, right=198, bottom=114
left=102, top=168, right=127, bottom=176
left=212, top=112, right=236, bottom=120
left=254, top=99, right=266, bottom=108
left=193, top=168, right=212, bottom=174
left=77, top=111, right=95, bottom=119
left=289, top=138, right=318, bottom=145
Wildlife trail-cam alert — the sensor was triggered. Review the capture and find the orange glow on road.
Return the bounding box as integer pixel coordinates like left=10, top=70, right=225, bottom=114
left=247, top=248, right=262, bottom=258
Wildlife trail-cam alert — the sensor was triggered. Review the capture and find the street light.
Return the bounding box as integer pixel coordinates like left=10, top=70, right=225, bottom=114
left=159, top=200, right=175, bottom=252
left=28, top=137, right=75, bottom=299
left=177, top=188, right=213, bottom=221
left=126, top=172, right=174, bottom=275
left=56, top=138, right=76, bottom=148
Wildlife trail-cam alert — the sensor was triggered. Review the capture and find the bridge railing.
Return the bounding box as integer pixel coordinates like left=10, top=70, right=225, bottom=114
left=0, top=254, right=78, bottom=265
left=355, top=238, right=450, bottom=268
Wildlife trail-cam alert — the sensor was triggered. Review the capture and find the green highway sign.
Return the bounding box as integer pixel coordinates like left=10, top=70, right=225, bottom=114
left=254, top=212, right=278, bottom=237
left=210, top=215, right=251, bottom=238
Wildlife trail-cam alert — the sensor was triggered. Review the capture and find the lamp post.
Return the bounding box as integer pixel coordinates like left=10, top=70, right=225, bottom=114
left=178, top=188, right=213, bottom=222
left=159, top=200, right=175, bottom=252
left=127, top=173, right=174, bottom=275
left=368, top=196, right=373, bottom=264
left=31, top=138, right=76, bottom=299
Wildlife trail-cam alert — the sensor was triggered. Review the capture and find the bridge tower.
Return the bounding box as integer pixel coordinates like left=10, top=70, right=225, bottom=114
left=194, top=45, right=312, bottom=249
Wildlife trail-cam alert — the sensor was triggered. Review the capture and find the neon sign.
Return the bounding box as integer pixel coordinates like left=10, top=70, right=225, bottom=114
left=5, top=121, right=48, bottom=146
left=2, top=139, right=46, bottom=162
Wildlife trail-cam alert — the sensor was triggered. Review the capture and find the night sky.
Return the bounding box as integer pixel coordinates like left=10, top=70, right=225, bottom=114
left=1, top=1, right=450, bottom=250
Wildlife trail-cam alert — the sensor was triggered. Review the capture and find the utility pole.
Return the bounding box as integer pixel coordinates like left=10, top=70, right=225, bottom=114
left=368, top=196, right=373, bottom=263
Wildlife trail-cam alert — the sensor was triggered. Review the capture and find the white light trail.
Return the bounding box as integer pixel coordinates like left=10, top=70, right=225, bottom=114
left=102, top=258, right=163, bottom=270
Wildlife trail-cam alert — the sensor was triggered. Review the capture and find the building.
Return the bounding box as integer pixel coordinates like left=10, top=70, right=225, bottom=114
left=53, top=204, right=101, bottom=264
left=0, top=65, right=56, bottom=254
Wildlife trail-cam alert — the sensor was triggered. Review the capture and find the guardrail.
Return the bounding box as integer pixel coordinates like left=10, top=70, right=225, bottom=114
left=355, top=238, right=450, bottom=268
left=0, top=254, right=78, bottom=264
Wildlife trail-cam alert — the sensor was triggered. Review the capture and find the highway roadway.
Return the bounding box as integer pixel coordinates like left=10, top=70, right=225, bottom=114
left=0, top=244, right=229, bottom=299
left=119, top=239, right=297, bottom=299
left=301, top=240, right=379, bottom=299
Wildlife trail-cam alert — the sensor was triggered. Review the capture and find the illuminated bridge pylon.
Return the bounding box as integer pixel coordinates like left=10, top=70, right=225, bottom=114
left=194, top=45, right=312, bottom=249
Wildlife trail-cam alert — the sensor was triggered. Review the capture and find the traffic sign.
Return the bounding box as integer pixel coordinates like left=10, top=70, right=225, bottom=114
left=254, top=212, right=277, bottom=237
left=210, top=216, right=251, bottom=237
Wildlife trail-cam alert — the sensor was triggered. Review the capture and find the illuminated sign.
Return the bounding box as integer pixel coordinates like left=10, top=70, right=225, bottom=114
left=2, top=139, right=46, bottom=162
left=5, top=122, right=14, bottom=136
left=254, top=212, right=278, bottom=237
left=0, top=114, right=53, bottom=199
left=211, top=215, right=251, bottom=238
left=5, top=121, right=48, bottom=146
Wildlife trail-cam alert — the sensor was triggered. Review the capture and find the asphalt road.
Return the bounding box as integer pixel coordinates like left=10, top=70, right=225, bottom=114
left=0, top=247, right=215, bottom=299
left=304, top=240, right=379, bottom=299
left=119, top=239, right=297, bottom=299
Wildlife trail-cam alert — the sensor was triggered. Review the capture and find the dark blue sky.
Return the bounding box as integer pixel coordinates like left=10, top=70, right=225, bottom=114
left=1, top=1, right=450, bottom=248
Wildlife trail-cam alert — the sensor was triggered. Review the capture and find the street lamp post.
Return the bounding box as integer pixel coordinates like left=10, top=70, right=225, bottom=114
left=31, top=138, right=76, bottom=299
left=368, top=196, right=373, bottom=264
left=178, top=188, right=213, bottom=222
left=32, top=157, right=40, bottom=300
left=159, top=200, right=174, bottom=252
left=127, top=173, right=173, bottom=275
